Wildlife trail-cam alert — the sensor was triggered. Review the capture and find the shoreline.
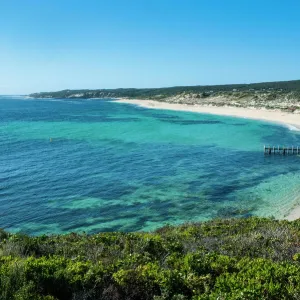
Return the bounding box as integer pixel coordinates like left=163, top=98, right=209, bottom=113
left=285, top=205, right=300, bottom=221
left=115, top=99, right=300, bottom=130
left=115, top=98, right=300, bottom=221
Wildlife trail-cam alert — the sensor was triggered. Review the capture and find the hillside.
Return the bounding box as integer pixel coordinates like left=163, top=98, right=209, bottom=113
left=2, top=217, right=300, bottom=299
left=29, top=80, right=300, bottom=112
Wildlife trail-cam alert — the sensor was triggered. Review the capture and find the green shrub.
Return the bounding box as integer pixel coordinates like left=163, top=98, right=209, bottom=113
left=1, top=217, right=300, bottom=299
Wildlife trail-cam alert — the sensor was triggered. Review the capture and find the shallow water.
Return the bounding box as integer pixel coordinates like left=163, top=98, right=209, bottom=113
left=1, top=96, right=300, bottom=235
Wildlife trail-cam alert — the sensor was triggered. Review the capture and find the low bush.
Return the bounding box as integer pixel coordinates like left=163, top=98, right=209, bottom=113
left=1, top=217, right=300, bottom=299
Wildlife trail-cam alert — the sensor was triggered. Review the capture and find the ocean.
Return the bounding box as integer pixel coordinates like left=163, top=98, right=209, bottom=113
left=1, top=96, right=300, bottom=235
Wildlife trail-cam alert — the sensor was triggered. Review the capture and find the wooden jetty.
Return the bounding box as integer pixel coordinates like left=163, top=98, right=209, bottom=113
left=264, top=145, right=300, bottom=155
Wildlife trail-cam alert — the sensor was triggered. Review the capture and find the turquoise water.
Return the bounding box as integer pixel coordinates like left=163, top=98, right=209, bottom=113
left=1, top=96, right=300, bottom=235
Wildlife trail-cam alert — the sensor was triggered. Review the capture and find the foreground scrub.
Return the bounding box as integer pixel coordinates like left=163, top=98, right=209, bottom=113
left=1, top=217, right=300, bottom=299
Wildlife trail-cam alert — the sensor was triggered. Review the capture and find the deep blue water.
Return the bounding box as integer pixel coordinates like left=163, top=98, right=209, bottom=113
left=1, top=96, right=300, bottom=235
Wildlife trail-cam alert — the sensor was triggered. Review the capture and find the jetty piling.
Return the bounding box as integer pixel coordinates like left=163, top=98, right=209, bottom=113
left=264, top=145, right=300, bottom=155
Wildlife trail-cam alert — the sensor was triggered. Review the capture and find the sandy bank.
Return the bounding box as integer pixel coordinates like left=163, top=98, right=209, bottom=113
left=115, top=99, right=300, bottom=130
left=285, top=206, right=300, bottom=221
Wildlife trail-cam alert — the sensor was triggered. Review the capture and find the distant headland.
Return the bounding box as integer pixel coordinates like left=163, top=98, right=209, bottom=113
left=30, top=79, right=300, bottom=113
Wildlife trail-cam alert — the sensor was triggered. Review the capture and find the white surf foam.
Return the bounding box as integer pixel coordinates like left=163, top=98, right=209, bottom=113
left=286, top=124, right=300, bottom=131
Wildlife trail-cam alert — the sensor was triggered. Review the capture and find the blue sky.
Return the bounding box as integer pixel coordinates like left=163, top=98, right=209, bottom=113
left=1, top=0, right=300, bottom=94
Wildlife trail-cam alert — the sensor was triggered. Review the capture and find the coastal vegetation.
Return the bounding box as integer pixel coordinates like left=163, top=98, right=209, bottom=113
left=29, top=79, right=300, bottom=112
left=2, top=217, right=300, bottom=299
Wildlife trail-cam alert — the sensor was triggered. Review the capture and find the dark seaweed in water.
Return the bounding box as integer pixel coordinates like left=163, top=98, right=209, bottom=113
left=1, top=97, right=300, bottom=235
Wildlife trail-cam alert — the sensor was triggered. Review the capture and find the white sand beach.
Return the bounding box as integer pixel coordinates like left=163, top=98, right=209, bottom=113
left=115, top=99, right=300, bottom=130
left=286, top=206, right=300, bottom=221
left=116, top=98, right=300, bottom=221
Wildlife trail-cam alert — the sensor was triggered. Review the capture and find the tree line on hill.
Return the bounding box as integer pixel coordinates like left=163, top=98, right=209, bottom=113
left=29, top=79, right=300, bottom=99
